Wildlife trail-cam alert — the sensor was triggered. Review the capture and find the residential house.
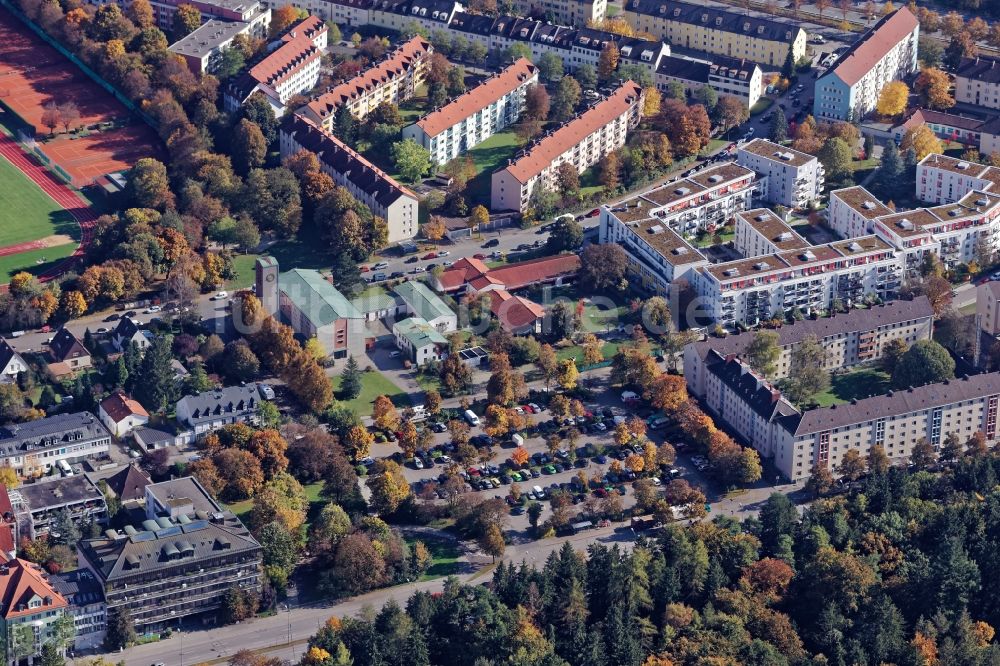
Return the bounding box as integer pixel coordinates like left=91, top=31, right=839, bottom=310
left=393, top=317, right=449, bottom=365
left=955, top=55, right=1000, bottom=110
left=813, top=7, right=919, bottom=121
left=45, top=327, right=91, bottom=379
left=828, top=185, right=893, bottom=239
left=175, top=385, right=269, bottom=436
left=734, top=208, right=809, bottom=258
left=736, top=138, right=824, bottom=208
left=111, top=318, right=152, bottom=353
left=623, top=0, right=806, bottom=68
left=0, top=413, right=112, bottom=479
left=0, top=486, right=15, bottom=561
left=0, top=340, right=27, bottom=384
left=12, top=475, right=108, bottom=540
left=392, top=280, right=457, bottom=332
left=655, top=55, right=763, bottom=110
left=50, top=569, right=106, bottom=651
left=168, top=19, right=260, bottom=74
left=915, top=153, right=1000, bottom=204
left=0, top=559, right=70, bottom=666
left=511, top=0, right=606, bottom=26
left=77, top=477, right=262, bottom=634
left=491, top=81, right=644, bottom=212
left=98, top=392, right=150, bottom=438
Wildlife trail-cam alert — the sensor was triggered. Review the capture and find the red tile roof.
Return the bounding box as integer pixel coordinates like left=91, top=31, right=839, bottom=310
left=0, top=558, right=68, bottom=619
left=487, top=290, right=545, bottom=331
left=829, top=7, right=918, bottom=86
left=248, top=33, right=320, bottom=90
left=414, top=58, right=537, bottom=137
left=100, top=392, right=149, bottom=423
left=282, top=15, right=326, bottom=44
left=436, top=257, right=491, bottom=292
left=485, top=254, right=581, bottom=291
left=306, top=37, right=432, bottom=119
left=500, top=81, right=643, bottom=184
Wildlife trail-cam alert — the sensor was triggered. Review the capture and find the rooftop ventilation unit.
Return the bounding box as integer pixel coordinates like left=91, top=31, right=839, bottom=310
left=674, top=187, right=690, bottom=196
left=777, top=231, right=793, bottom=241
left=673, top=246, right=689, bottom=255
left=649, top=225, right=665, bottom=234
left=724, top=268, right=740, bottom=277
left=801, top=250, right=816, bottom=261
left=847, top=242, right=862, bottom=252
left=898, top=219, right=914, bottom=230
left=957, top=161, right=970, bottom=170
left=756, top=213, right=768, bottom=222
left=708, top=174, right=722, bottom=183
left=754, top=261, right=770, bottom=270
left=862, top=201, right=876, bottom=210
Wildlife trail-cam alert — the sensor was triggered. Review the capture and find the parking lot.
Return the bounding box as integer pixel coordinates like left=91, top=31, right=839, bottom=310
left=363, top=381, right=716, bottom=534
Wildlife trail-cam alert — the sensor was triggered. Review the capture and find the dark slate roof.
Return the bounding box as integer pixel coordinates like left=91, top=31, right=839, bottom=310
left=283, top=115, right=415, bottom=210
left=176, top=385, right=265, bottom=425
left=114, top=317, right=141, bottom=341
left=626, top=0, right=802, bottom=42
left=689, top=296, right=934, bottom=360
left=0, top=413, right=110, bottom=458
left=18, top=476, right=104, bottom=511
left=0, top=338, right=23, bottom=371
left=372, top=0, right=457, bottom=20
left=704, top=350, right=799, bottom=421
left=449, top=11, right=498, bottom=36
left=78, top=513, right=260, bottom=581
left=957, top=56, right=1000, bottom=85
left=785, top=372, right=1000, bottom=436
left=49, top=569, right=105, bottom=607
left=102, top=464, right=152, bottom=504
left=657, top=54, right=757, bottom=83
left=47, top=328, right=88, bottom=363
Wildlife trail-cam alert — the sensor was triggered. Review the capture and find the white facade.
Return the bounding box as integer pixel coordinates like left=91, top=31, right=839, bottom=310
left=736, top=139, right=824, bottom=208
left=0, top=341, right=28, bottom=383
left=511, top=0, right=606, bottom=26
left=916, top=153, right=1000, bottom=205
left=955, top=56, right=1000, bottom=111
left=733, top=209, right=809, bottom=258
left=492, top=82, right=644, bottom=213
left=655, top=56, right=763, bottom=111
left=402, top=59, right=538, bottom=165
left=828, top=186, right=893, bottom=239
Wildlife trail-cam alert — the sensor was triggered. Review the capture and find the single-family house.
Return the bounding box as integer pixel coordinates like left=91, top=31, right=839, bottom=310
left=0, top=339, right=27, bottom=384
left=98, top=392, right=150, bottom=438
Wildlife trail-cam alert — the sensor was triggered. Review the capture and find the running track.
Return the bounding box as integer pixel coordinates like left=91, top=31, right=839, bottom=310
left=0, top=132, right=94, bottom=282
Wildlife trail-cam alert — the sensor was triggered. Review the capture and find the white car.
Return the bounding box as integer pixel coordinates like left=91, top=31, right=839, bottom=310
left=373, top=261, right=389, bottom=269
left=145, top=305, right=161, bottom=313
left=212, top=291, right=229, bottom=300
left=437, top=250, right=450, bottom=257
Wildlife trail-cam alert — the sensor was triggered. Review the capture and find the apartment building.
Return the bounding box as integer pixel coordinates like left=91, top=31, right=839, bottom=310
left=871, top=208, right=940, bottom=278
left=955, top=56, right=1000, bottom=110
left=828, top=185, right=894, bottom=239
left=224, top=16, right=328, bottom=113
left=0, top=558, right=71, bottom=666
left=563, top=31, right=669, bottom=75
left=893, top=108, right=987, bottom=149
left=50, top=569, right=106, bottom=651
left=260, top=263, right=368, bottom=359
left=695, top=235, right=903, bottom=326
left=511, top=0, right=606, bottom=26
left=301, top=36, right=432, bottom=126
left=703, top=353, right=1000, bottom=480
left=169, top=19, right=259, bottom=74
left=683, top=295, right=934, bottom=398
left=402, top=58, right=539, bottom=165
left=600, top=213, right=708, bottom=297
left=77, top=477, right=262, bottom=634
left=175, top=385, right=270, bottom=435
left=623, top=0, right=806, bottom=68
left=655, top=55, right=763, bottom=110
left=923, top=190, right=1000, bottom=267
left=734, top=208, right=809, bottom=258
left=369, top=0, right=462, bottom=33
left=88, top=0, right=270, bottom=35
left=736, top=138, right=824, bottom=208
left=813, top=7, right=918, bottom=121
left=978, top=280, right=1000, bottom=339
left=0, top=413, right=111, bottom=479
left=916, top=153, right=1000, bottom=204
left=12, top=476, right=109, bottom=540
left=281, top=115, right=418, bottom=242
left=491, top=81, right=644, bottom=212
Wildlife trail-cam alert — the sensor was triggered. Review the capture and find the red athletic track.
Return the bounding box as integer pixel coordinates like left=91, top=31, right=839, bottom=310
left=0, top=132, right=94, bottom=284
left=0, top=238, right=48, bottom=257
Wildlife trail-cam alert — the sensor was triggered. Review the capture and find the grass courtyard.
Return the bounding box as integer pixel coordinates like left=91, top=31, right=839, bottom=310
left=465, top=130, right=523, bottom=206
left=331, top=370, right=411, bottom=416
left=810, top=367, right=892, bottom=408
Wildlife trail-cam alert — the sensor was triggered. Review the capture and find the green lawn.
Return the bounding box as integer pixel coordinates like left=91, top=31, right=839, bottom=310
left=0, top=155, right=80, bottom=247
left=810, top=368, right=892, bottom=408
left=557, top=341, right=620, bottom=364
left=0, top=242, right=77, bottom=282
left=465, top=130, right=524, bottom=206
left=331, top=370, right=411, bottom=416
left=228, top=252, right=260, bottom=290
left=224, top=481, right=325, bottom=527
left=228, top=226, right=341, bottom=289
left=699, top=139, right=729, bottom=157
left=407, top=536, right=462, bottom=581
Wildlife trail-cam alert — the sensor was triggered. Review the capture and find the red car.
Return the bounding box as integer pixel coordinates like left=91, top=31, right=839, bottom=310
left=360, top=265, right=371, bottom=272
left=467, top=467, right=482, bottom=477
left=594, top=488, right=608, bottom=498
left=473, top=253, right=486, bottom=259
left=422, top=252, right=438, bottom=260
left=586, top=208, right=600, bottom=218
left=522, top=405, right=535, bottom=414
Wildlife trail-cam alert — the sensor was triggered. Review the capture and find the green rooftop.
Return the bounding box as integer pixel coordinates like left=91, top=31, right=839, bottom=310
left=395, top=317, right=448, bottom=349
left=393, top=280, right=454, bottom=323
left=280, top=268, right=364, bottom=324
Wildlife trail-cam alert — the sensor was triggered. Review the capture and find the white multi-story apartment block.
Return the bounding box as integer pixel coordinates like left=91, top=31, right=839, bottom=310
left=89, top=0, right=271, bottom=36
left=828, top=185, right=894, bottom=239
left=281, top=115, right=419, bottom=242
left=655, top=55, right=763, bottom=111
left=916, top=153, right=1000, bottom=204
left=871, top=208, right=940, bottom=278
left=511, top=0, right=606, bottom=26
left=491, top=81, right=644, bottom=212
left=734, top=209, right=809, bottom=258
left=402, top=58, right=538, bottom=165
left=922, top=190, right=1000, bottom=268
left=224, top=16, right=327, bottom=113
left=168, top=19, right=260, bottom=74
left=736, top=139, right=824, bottom=208
left=683, top=296, right=934, bottom=398
left=701, top=353, right=1000, bottom=481
left=600, top=211, right=709, bottom=297
left=813, top=7, right=918, bottom=121
left=955, top=56, right=1000, bottom=111
left=301, top=36, right=432, bottom=127
left=695, top=235, right=903, bottom=326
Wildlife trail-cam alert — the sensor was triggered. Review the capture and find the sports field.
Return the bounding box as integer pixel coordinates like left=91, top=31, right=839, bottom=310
left=0, top=153, right=79, bottom=279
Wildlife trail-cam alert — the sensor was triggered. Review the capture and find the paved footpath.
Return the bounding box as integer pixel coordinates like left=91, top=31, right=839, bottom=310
left=0, top=132, right=96, bottom=282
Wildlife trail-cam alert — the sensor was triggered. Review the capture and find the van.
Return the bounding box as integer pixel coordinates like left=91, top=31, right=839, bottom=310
left=533, top=485, right=546, bottom=499
left=511, top=433, right=524, bottom=447
left=464, top=409, right=480, bottom=426
left=58, top=460, right=73, bottom=477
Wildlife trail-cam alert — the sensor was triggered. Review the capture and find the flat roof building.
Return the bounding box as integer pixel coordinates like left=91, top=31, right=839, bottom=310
left=734, top=208, right=809, bottom=258
left=736, top=138, right=824, bottom=208
left=168, top=19, right=256, bottom=74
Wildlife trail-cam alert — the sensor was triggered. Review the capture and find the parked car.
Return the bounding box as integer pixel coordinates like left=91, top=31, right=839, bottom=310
left=212, top=291, right=228, bottom=300
left=422, top=252, right=438, bottom=260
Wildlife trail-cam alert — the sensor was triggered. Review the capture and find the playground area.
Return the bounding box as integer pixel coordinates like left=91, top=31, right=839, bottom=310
left=0, top=7, right=160, bottom=185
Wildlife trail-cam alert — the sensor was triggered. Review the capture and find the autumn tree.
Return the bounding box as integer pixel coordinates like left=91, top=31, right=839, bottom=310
left=784, top=335, right=829, bottom=405
left=915, top=67, right=955, bottom=110
left=901, top=125, right=943, bottom=160
left=876, top=81, right=909, bottom=118
left=366, top=460, right=411, bottom=515
left=597, top=42, right=620, bottom=82
left=343, top=424, right=374, bottom=461
left=372, top=395, right=401, bottom=432
left=745, top=330, right=781, bottom=377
